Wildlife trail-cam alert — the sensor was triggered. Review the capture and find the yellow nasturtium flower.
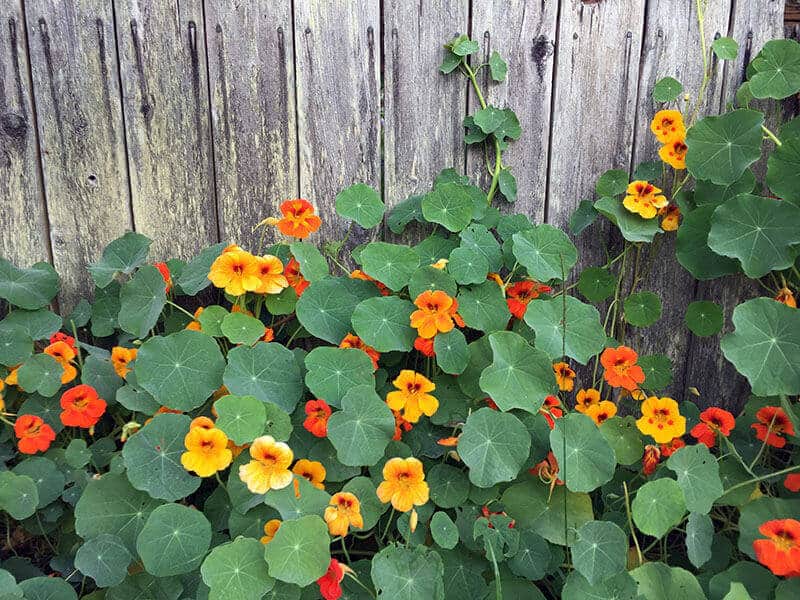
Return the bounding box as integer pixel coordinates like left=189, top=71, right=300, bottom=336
left=386, top=370, right=438, bottom=424
left=376, top=457, right=429, bottom=512
left=208, top=249, right=261, bottom=296
left=180, top=426, right=233, bottom=477
left=623, top=181, right=668, bottom=219
left=636, top=396, right=687, bottom=444
left=324, top=492, right=364, bottom=536
left=238, top=435, right=294, bottom=494
left=291, top=459, right=326, bottom=490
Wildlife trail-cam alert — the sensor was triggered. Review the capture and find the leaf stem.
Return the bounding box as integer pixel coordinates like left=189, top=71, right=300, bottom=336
left=623, top=482, right=644, bottom=566
left=722, top=464, right=800, bottom=497
left=165, top=300, right=197, bottom=321
left=761, top=124, right=782, bottom=146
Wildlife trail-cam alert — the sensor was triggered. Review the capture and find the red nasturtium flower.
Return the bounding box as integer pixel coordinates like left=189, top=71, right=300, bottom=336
left=659, top=437, right=686, bottom=457
left=277, top=199, right=322, bottom=238
left=111, top=346, right=137, bottom=379
left=784, top=473, right=800, bottom=493
left=153, top=262, right=172, bottom=292
left=600, top=346, right=646, bottom=391
left=532, top=451, right=563, bottom=500
left=506, top=280, right=552, bottom=319
left=752, top=406, right=795, bottom=449
left=775, top=287, right=797, bottom=308
left=261, top=327, right=275, bottom=342
left=49, top=332, right=76, bottom=349
left=690, top=407, right=735, bottom=448
left=285, top=257, right=309, bottom=296
left=303, top=399, right=331, bottom=438
left=392, top=410, right=413, bottom=441
left=553, top=362, right=576, bottom=392
left=642, top=444, right=661, bottom=476
left=540, top=395, right=563, bottom=429
left=60, top=384, right=107, bottom=428
left=753, top=519, right=800, bottom=577
left=316, top=558, right=352, bottom=600
left=14, top=415, right=56, bottom=454
left=413, top=336, right=435, bottom=357
left=339, top=334, right=380, bottom=370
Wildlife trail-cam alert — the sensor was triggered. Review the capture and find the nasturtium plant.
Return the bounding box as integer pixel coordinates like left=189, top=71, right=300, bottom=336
left=1, top=30, right=799, bottom=600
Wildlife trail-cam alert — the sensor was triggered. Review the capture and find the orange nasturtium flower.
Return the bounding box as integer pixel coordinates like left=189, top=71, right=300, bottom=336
left=658, top=138, right=688, bottom=170
left=532, top=451, right=563, bottom=501
left=413, top=336, right=435, bottom=357
left=292, top=459, right=326, bottom=490
left=386, top=370, right=438, bottom=423
left=775, top=287, right=797, bottom=308
left=650, top=109, right=686, bottom=143
left=392, top=410, right=413, bottom=441
left=350, top=269, right=390, bottom=296
left=111, top=346, right=137, bottom=379
left=253, top=255, right=289, bottom=295
left=659, top=437, right=686, bottom=457
left=239, top=435, right=294, bottom=493
left=186, top=307, right=204, bottom=331
left=540, top=395, right=563, bottom=429
left=260, top=519, right=282, bottom=545
left=285, top=257, right=310, bottom=296
left=642, top=444, right=661, bottom=476
left=553, top=362, right=576, bottom=392
left=190, top=416, right=216, bottom=430
left=410, top=290, right=457, bottom=339
left=636, top=396, right=686, bottom=444
left=600, top=346, right=646, bottom=391
left=180, top=426, right=233, bottom=477
left=752, top=406, right=795, bottom=449
left=575, top=388, right=601, bottom=414
left=324, top=492, right=364, bottom=536
left=585, top=400, right=617, bottom=426
left=340, top=334, right=380, bottom=370
left=753, top=519, right=800, bottom=577
left=659, top=205, right=681, bottom=231
left=506, top=280, right=552, bottom=319
left=623, top=180, right=668, bottom=219
left=60, top=384, right=107, bottom=429
left=785, top=473, right=800, bottom=493
left=303, top=399, right=332, bottom=438
left=209, top=249, right=261, bottom=296
left=277, top=199, right=322, bottom=238
left=690, top=407, right=735, bottom=448
left=0, top=380, right=5, bottom=413
left=43, top=341, right=78, bottom=384
left=14, top=415, right=56, bottom=455
left=376, top=457, right=429, bottom=512
left=153, top=262, right=172, bottom=292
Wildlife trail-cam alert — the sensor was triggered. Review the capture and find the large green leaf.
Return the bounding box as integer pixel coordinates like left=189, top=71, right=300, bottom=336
left=82, top=354, right=123, bottom=401
left=694, top=170, right=756, bottom=207
left=335, top=183, right=385, bottom=229
left=685, top=512, right=714, bottom=569
left=433, top=328, right=469, bottom=375
left=562, top=571, right=639, bottom=600
left=407, top=266, right=457, bottom=299
left=666, top=444, right=724, bottom=514
left=550, top=413, right=616, bottom=493
left=214, top=394, right=267, bottom=444
left=288, top=242, right=329, bottom=282
left=427, top=464, right=470, bottom=509
left=327, top=385, right=394, bottom=466
left=623, top=291, right=662, bottom=327
left=720, top=298, right=800, bottom=395
left=118, top=265, right=166, bottom=338
left=512, top=224, right=577, bottom=281
left=360, top=242, right=420, bottom=291
left=570, top=521, right=627, bottom=585
left=630, top=563, right=705, bottom=600
left=91, top=283, right=121, bottom=336
left=17, top=353, right=62, bottom=397
left=176, top=242, right=226, bottom=295
left=201, top=537, right=275, bottom=600
left=676, top=205, right=739, bottom=279
left=88, top=231, right=152, bottom=288
left=632, top=478, right=686, bottom=539
left=460, top=223, right=503, bottom=271
left=17, top=578, right=77, bottom=600
left=387, top=194, right=424, bottom=234
left=749, top=39, right=800, bottom=99
left=224, top=342, right=303, bottom=412
left=0, top=324, right=33, bottom=367
left=304, top=347, right=375, bottom=408
left=12, top=456, right=64, bottom=508
left=422, top=183, right=476, bottom=232
left=767, top=117, right=800, bottom=204
left=685, top=109, right=764, bottom=185
left=74, top=534, right=132, bottom=587
left=708, top=194, right=800, bottom=277
left=458, top=408, right=530, bottom=488
left=134, top=329, right=225, bottom=411
left=351, top=295, right=416, bottom=352
left=136, top=503, right=211, bottom=576
left=448, top=247, right=489, bottom=285
left=685, top=301, right=724, bottom=337
left=263, top=515, right=330, bottom=586
left=457, top=281, right=509, bottom=333
left=371, top=545, right=445, bottom=600
left=0, top=259, right=59, bottom=310
left=478, top=331, right=556, bottom=413
left=594, top=197, right=660, bottom=243
left=1, top=307, right=61, bottom=340
left=296, top=277, right=379, bottom=344
left=0, top=471, right=38, bottom=520
left=524, top=296, right=606, bottom=364
left=599, top=416, right=644, bottom=465
left=221, top=312, right=267, bottom=346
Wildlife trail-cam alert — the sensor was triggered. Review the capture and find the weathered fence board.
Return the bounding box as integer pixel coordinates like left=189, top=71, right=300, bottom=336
left=24, top=0, right=132, bottom=306
left=204, top=1, right=298, bottom=251
left=0, top=1, right=49, bottom=269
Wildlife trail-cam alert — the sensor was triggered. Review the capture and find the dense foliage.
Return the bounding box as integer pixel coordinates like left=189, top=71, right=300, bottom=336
left=1, top=21, right=800, bottom=600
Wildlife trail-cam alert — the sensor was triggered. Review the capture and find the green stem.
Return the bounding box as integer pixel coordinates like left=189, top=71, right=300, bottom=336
left=166, top=300, right=197, bottom=321
left=379, top=508, right=396, bottom=543
left=720, top=435, right=756, bottom=478
left=624, top=482, right=644, bottom=566
left=340, top=536, right=351, bottom=565
left=761, top=124, right=782, bottom=146
left=722, top=464, right=800, bottom=497
left=345, top=572, right=376, bottom=599
left=748, top=413, right=776, bottom=471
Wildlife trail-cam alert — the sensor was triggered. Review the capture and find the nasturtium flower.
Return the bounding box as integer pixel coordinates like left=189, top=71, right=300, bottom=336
left=487, top=272, right=505, bottom=288
left=431, top=258, right=449, bottom=270
left=185, top=306, right=204, bottom=331
left=690, top=407, right=735, bottom=448
left=575, top=388, right=601, bottom=413
left=111, top=346, right=137, bottom=379
left=753, top=519, right=800, bottom=577
left=540, top=395, right=563, bottom=429
left=413, top=336, right=435, bottom=357
left=785, top=473, right=800, bottom=493
left=506, top=280, right=552, bottom=319
left=752, top=406, right=795, bottom=449
left=532, top=451, right=563, bottom=500
left=623, top=180, right=668, bottom=219
left=49, top=332, right=76, bottom=349
left=600, top=346, right=646, bottom=391
left=650, top=109, right=686, bottom=143
left=775, top=287, right=797, bottom=308
left=209, top=249, right=261, bottom=296
left=350, top=269, right=390, bottom=296
left=153, top=262, right=172, bottom=292
left=324, top=492, right=364, bottom=536
left=636, top=396, right=686, bottom=444
left=386, top=370, right=438, bottom=423
left=0, top=380, right=4, bottom=413
left=410, top=290, right=457, bottom=339
left=253, top=255, right=289, bottom=295
left=239, top=435, right=294, bottom=494
left=340, top=334, right=380, bottom=370
left=303, top=399, right=332, bottom=438
left=659, top=204, right=681, bottom=231
left=392, top=410, right=413, bottom=440
left=585, top=400, right=617, bottom=426
left=642, top=444, right=661, bottom=476
left=190, top=416, right=215, bottom=430
left=553, top=362, right=575, bottom=392
left=261, top=327, right=275, bottom=342
left=43, top=341, right=78, bottom=384
left=277, top=199, right=322, bottom=238
left=658, top=138, right=688, bottom=169
left=317, top=558, right=352, bottom=600
left=376, top=457, right=429, bottom=512
left=60, top=384, right=107, bottom=429
left=285, top=257, right=309, bottom=296
left=14, top=414, right=56, bottom=455
left=180, top=426, right=233, bottom=477
left=292, top=459, right=326, bottom=490
left=260, top=519, right=281, bottom=544
left=660, top=437, right=686, bottom=457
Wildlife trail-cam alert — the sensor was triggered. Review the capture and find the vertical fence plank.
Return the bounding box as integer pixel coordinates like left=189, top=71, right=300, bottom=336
left=0, top=1, right=49, bottom=268
left=293, top=0, right=380, bottom=241
left=468, top=0, right=558, bottom=223
left=114, top=0, right=218, bottom=259
left=204, top=1, right=298, bottom=250
left=627, top=1, right=733, bottom=402
left=383, top=0, right=467, bottom=208
left=23, top=0, right=132, bottom=306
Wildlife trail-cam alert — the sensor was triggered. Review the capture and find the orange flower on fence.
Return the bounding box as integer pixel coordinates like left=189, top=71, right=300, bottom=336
left=752, top=406, right=795, bottom=448
left=44, top=341, right=78, bottom=384
left=285, top=257, right=310, bottom=296
left=14, top=415, right=56, bottom=455
left=585, top=400, right=617, bottom=426
left=553, top=362, right=575, bottom=392
left=386, top=370, right=438, bottom=423
left=410, top=290, right=457, bottom=339
left=659, top=205, right=681, bottom=231
left=658, top=139, right=688, bottom=170
left=154, top=262, right=172, bottom=292
left=650, top=109, right=686, bottom=143
left=623, top=180, right=668, bottom=219
left=253, top=255, right=289, bottom=295
left=292, top=459, right=326, bottom=490
left=238, top=435, right=294, bottom=494
left=340, top=334, right=380, bottom=370
left=636, top=396, right=686, bottom=444
left=506, top=280, right=552, bottom=319
left=303, top=399, right=331, bottom=438
left=277, top=199, right=322, bottom=238
left=575, top=388, right=601, bottom=414
left=601, top=346, right=646, bottom=391
left=376, top=457, right=429, bottom=512
left=753, top=519, right=800, bottom=577
left=260, top=519, right=281, bottom=544
left=209, top=249, right=261, bottom=296
left=180, top=426, right=233, bottom=477
left=775, top=287, right=797, bottom=308
left=690, top=407, right=735, bottom=448
left=324, top=492, right=364, bottom=536
left=60, top=384, right=106, bottom=429
left=111, top=346, right=137, bottom=379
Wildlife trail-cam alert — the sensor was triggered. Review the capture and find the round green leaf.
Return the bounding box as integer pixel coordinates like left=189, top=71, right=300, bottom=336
left=594, top=197, right=660, bottom=243
left=632, top=478, right=686, bottom=539
left=335, top=183, right=384, bottom=228
left=296, top=277, right=379, bottom=344
left=221, top=312, right=266, bottom=346
left=122, top=413, right=200, bottom=501
left=1, top=308, right=62, bottom=340
left=104, top=573, right=182, bottom=600
left=666, top=445, right=724, bottom=514
left=653, top=76, right=683, bottom=102
left=433, top=328, right=468, bottom=375
left=712, top=37, right=738, bottom=60
left=0, top=324, right=33, bottom=367
left=599, top=416, right=644, bottom=465
left=571, top=521, right=627, bottom=585
left=569, top=200, right=599, bottom=235
left=304, top=347, right=375, bottom=408
left=508, top=529, right=551, bottom=581
left=596, top=169, right=629, bottom=197
left=638, top=354, right=673, bottom=390
left=550, top=413, right=616, bottom=493
left=685, top=301, right=723, bottom=336
left=264, top=286, right=297, bottom=315
left=407, top=266, right=457, bottom=299
left=371, top=545, right=445, bottom=600
left=201, top=537, right=275, bottom=600
left=263, top=515, right=330, bottom=586
left=460, top=223, right=503, bottom=271
left=623, top=291, right=662, bottom=327
left=176, top=242, right=226, bottom=295
left=711, top=563, right=777, bottom=600
left=427, top=463, right=470, bottom=508
left=458, top=407, right=530, bottom=488
left=578, top=267, right=615, bottom=303
left=12, top=457, right=64, bottom=508
left=81, top=355, right=122, bottom=404
left=630, top=563, right=705, bottom=600
left=116, top=384, right=160, bottom=414
left=327, top=385, right=394, bottom=466
left=197, top=304, right=228, bottom=336
left=351, top=295, right=416, bottom=352
left=479, top=331, right=556, bottom=413
left=91, top=283, right=121, bottom=337
left=457, top=281, right=509, bottom=333
left=263, top=402, right=293, bottom=441
left=0, top=471, right=38, bottom=520
left=430, top=512, right=458, bottom=550
left=288, top=241, right=329, bottom=282
left=17, top=353, right=62, bottom=397
left=75, top=534, right=132, bottom=587
left=525, top=296, right=607, bottom=364
left=263, top=475, right=331, bottom=521
left=65, top=438, right=92, bottom=468
left=118, top=265, right=167, bottom=338
left=686, top=512, right=714, bottom=569
left=448, top=247, right=489, bottom=285
left=512, top=224, right=578, bottom=281
left=134, top=329, right=225, bottom=411
left=18, top=578, right=77, bottom=600
left=676, top=205, right=740, bottom=279
left=136, top=503, right=211, bottom=576
left=360, top=242, right=420, bottom=291
left=720, top=297, right=800, bottom=395
left=562, top=571, right=639, bottom=600
left=749, top=39, right=800, bottom=99
left=224, top=342, right=304, bottom=412
left=0, top=259, right=60, bottom=310
left=421, top=182, right=475, bottom=233
left=767, top=117, right=800, bottom=204
left=215, top=394, right=267, bottom=444
left=88, top=231, right=151, bottom=288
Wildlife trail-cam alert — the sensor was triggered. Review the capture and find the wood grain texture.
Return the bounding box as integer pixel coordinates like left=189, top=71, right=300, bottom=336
left=293, top=0, right=380, bottom=244
left=0, top=1, right=49, bottom=268
left=114, top=0, right=218, bottom=260
left=204, top=1, right=298, bottom=251
left=468, top=0, right=559, bottom=223
left=383, top=0, right=467, bottom=207
left=24, top=0, right=132, bottom=307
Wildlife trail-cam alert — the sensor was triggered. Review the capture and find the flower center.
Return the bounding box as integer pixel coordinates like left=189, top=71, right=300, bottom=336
left=772, top=529, right=797, bottom=552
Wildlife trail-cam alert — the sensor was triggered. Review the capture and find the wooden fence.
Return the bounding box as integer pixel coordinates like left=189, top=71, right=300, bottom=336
left=0, top=0, right=794, bottom=405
